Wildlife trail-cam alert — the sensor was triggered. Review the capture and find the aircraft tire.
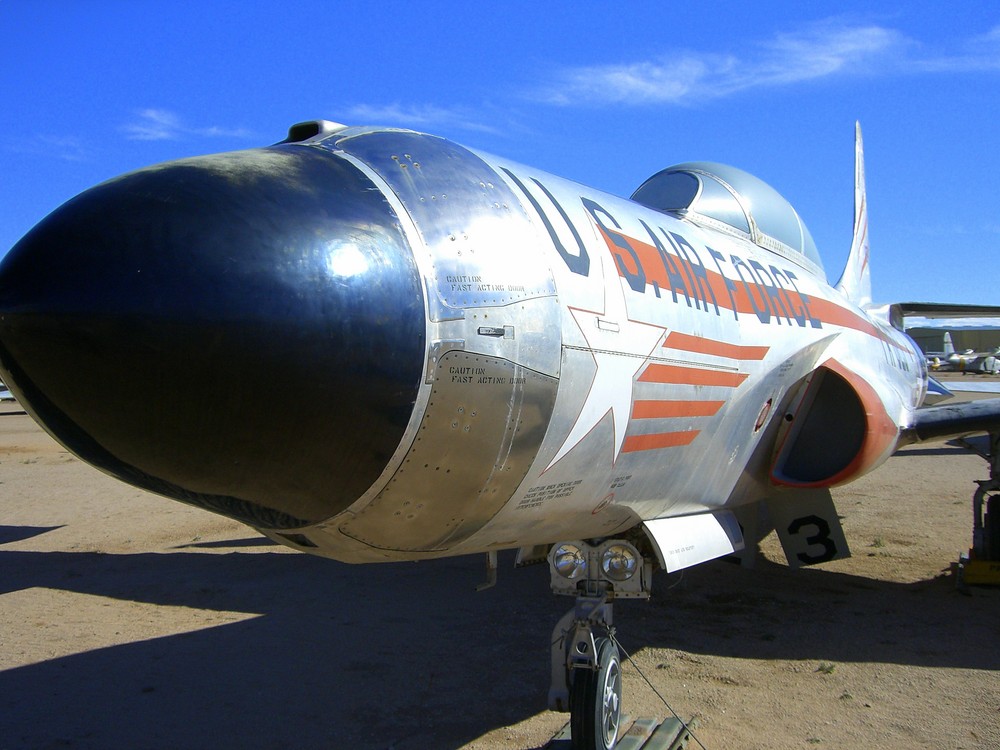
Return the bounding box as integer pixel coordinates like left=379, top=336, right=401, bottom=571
left=570, top=637, right=622, bottom=750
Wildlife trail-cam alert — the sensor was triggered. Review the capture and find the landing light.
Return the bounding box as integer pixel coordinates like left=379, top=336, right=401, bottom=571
left=552, top=543, right=587, bottom=579
left=600, top=543, right=639, bottom=581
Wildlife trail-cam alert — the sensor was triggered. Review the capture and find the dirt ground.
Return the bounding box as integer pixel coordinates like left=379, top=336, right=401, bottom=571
left=1, top=385, right=999, bottom=750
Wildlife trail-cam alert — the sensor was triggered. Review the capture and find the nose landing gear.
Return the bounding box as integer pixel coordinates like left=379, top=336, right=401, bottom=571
left=546, top=539, right=650, bottom=750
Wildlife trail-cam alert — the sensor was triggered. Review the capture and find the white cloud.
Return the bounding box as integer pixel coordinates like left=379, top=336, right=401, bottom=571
left=910, top=24, right=1000, bottom=73
left=122, top=109, right=255, bottom=141
left=537, top=20, right=999, bottom=107
left=122, top=109, right=182, bottom=140
left=39, top=135, right=93, bottom=162
left=343, top=102, right=504, bottom=136
left=3, top=134, right=93, bottom=162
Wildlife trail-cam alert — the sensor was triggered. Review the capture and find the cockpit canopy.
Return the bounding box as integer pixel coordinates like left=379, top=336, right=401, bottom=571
left=631, top=161, right=823, bottom=272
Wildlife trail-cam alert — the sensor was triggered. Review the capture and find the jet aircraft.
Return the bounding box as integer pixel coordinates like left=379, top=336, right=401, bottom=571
left=1, top=120, right=999, bottom=750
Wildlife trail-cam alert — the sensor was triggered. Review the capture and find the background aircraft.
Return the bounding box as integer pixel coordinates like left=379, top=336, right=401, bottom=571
left=926, top=331, right=958, bottom=371
left=924, top=330, right=1000, bottom=373
left=950, top=347, right=1000, bottom=374
left=0, top=121, right=998, bottom=750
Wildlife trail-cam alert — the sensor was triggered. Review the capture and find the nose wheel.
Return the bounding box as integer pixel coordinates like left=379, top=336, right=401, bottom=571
left=571, top=637, right=622, bottom=750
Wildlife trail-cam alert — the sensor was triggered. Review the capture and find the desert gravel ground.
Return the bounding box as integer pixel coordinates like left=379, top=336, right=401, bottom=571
left=1, top=383, right=999, bottom=749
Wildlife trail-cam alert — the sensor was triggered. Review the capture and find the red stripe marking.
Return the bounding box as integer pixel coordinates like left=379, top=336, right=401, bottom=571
left=664, top=331, right=769, bottom=360
left=622, top=431, right=699, bottom=452
left=593, top=225, right=907, bottom=350
left=639, top=364, right=748, bottom=388
left=632, top=399, right=724, bottom=419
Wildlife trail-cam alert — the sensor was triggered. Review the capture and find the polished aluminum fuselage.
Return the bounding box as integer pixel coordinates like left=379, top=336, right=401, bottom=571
left=263, top=127, right=925, bottom=562
left=0, top=125, right=927, bottom=564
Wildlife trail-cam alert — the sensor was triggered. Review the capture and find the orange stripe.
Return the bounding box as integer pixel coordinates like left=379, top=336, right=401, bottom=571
left=664, top=331, right=769, bottom=360
left=594, top=224, right=910, bottom=351
left=632, top=400, right=724, bottom=419
left=622, top=431, right=699, bottom=452
left=639, top=364, right=748, bottom=387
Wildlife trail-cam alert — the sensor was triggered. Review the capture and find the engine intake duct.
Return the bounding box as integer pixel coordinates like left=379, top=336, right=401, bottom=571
left=772, top=362, right=898, bottom=488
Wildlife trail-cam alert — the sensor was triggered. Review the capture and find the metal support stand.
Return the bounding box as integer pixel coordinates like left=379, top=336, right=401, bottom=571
left=476, top=550, right=498, bottom=591
left=958, top=430, right=1000, bottom=586
left=973, top=431, right=1000, bottom=558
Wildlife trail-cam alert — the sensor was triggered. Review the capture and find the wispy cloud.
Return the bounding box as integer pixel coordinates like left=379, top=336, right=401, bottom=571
left=122, top=108, right=255, bottom=141
left=343, top=102, right=505, bottom=136
left=4, top=134, right=94, bottom=162
left=909, top=218, right=1000, bottom=239
left=536, top=21, right=1000, bottom=107
left=909, top=24, right=1000, bottom=73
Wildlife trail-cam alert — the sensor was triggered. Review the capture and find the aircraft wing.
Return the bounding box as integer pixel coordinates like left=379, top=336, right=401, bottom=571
left=886, top=302, right=1000, bottom=329
left=899, top=397, right=1000, bottom=446
left=943, top=380, right=1000, bottom=394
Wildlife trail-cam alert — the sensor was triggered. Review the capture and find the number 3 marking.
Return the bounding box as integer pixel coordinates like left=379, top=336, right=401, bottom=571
left=787, top=514, right=838, bottom=564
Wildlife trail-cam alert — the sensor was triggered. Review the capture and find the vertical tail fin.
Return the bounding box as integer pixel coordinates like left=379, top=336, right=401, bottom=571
left=835, top=122, right=872, bottom=308
left=943, top=331, right=955, bottom=357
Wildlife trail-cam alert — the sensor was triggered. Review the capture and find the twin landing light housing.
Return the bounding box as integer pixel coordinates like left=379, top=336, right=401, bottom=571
left=548, top=540, right=648, bottom=597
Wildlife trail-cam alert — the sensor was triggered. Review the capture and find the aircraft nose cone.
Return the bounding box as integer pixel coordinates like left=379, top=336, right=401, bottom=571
left=0, top=146, right=425, bottom=529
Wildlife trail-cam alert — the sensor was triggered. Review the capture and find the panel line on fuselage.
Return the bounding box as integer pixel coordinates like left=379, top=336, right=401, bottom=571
left=561, top=344, right=740, bottom=372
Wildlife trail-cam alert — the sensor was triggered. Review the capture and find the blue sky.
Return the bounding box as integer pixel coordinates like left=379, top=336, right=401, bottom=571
left=2, top=1, right=998, bottom=306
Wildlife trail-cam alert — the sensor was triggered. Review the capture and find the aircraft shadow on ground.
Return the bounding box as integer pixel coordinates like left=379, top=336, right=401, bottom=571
left=1, top=540, right=997, bottom=749
left=171, top=536, right=279, bottom=549
left=894, top=439, right=988, bottom=458
left=895, top=446, right=971, bottom=457
left=0, top=524, right=62, bottom=544
left=0, top=544, right=562, bottom=750
left=616, top=559, right=1000, bottom=672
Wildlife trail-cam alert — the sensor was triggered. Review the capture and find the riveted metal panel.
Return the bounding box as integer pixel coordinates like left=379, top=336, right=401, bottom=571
left=317, top=131, right=556, bottom=318
left=339, top=349, right=557, bottom=552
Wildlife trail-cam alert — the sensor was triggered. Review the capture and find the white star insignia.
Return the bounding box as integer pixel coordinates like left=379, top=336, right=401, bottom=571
left=545, top=251, right=666, bottom=470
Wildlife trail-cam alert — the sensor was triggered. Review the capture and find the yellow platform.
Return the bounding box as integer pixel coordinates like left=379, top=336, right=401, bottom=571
left=958, top=557, right=1000, bottom=586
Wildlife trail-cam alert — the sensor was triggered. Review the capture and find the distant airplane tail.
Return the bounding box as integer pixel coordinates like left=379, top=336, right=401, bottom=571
left=943, top=331, right=955, bottom=357
left=835, top=122, right=872, bottom=308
